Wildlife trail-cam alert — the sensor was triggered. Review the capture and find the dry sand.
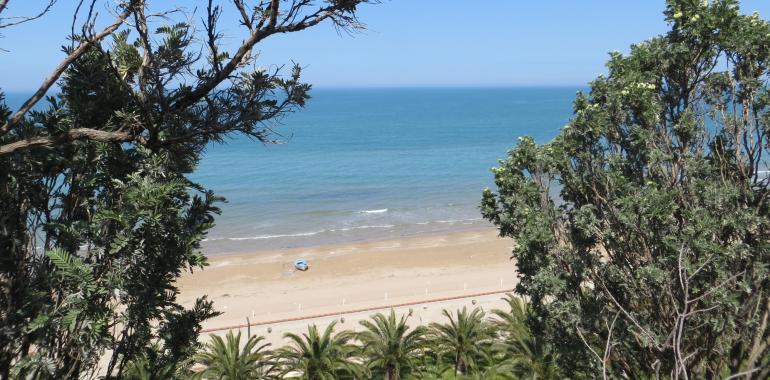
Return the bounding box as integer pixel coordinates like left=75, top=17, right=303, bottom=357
left=177, top=228, right=517, bottom=345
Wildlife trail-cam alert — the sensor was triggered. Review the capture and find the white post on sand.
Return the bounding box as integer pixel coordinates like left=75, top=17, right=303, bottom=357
left=342, top=298, right=346, bottom=306
left=298, top=303, right=302, bottom=312
left=252, top=310, right=255, bottom=318
left=424, top=288, right=428, bottom=296
left=500, top=278, right=503, bottom=288
left=385, top=292, right=388, bottom=301
left=463, top=282, right=467, bottom=291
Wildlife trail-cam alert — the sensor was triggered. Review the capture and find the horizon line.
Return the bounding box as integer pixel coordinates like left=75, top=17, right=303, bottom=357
left=3, top=84, right=590, bottom=93
left=312, top=84, right=589, bottom=89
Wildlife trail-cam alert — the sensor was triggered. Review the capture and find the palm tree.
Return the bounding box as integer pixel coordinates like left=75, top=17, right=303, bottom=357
left=490, top=294, right=561, bottom=379
left=195, top=330, right=276, bottom=379
left=490, top=294, right=528, bottom=338
left=122, top=354, right=186, bottom=380
left=410, top=362, right=514, bottom=380
left=428, top=307, right=493, bottom=375
left=121, top=343, right=195, bottom=380
left=461, top=365, right=518, bottom=380
left=276, top=321, right=361, bottom=379
left=410, top=347, right=453, bottom=380
left=356, top=309, right=427, bottom=380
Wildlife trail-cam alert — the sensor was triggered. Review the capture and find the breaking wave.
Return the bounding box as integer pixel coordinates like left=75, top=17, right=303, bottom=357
left=203, top=224, right=396, bottom=242
left=358, top=208, right=388, bottom=214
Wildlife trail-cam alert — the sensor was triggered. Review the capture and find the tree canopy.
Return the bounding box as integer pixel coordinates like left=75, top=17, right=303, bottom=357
left=0, top=1, right=374, bottom=378
left=482, top=0, right=770, bottom=378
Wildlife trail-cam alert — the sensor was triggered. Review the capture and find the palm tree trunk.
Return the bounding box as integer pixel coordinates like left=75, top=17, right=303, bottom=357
left=456, top=356, right=466, bottom=375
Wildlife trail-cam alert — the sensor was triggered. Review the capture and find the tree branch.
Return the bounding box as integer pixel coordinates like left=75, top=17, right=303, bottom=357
left=0, top=0, right=136, bottom=138
left=268, top=0, right=280, bottom=27
left=0, top=0, right=56, bottom=29
left=170, top=4, right=339, bottom=112
left=724, top=366, right=763, bottom=380
left=232, top=0, right=253, bottom=31
left=0, top=128, right=146, bottom=155
left=0, top=0, right=9, bottom=17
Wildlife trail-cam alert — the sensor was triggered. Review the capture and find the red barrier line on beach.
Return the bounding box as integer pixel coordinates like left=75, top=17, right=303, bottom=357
left=201, top=288, right=515, bottom=334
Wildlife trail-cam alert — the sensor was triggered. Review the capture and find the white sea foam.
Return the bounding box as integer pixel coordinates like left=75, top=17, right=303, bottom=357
left=203, top=224, right=396, bottom=242
left=359, top=208, right=388, bottom=214
left=332, top=224, right=395, bottom=232
left=201, top=217, right=486, bottom=243
left=203, top=231, right=321, bottom=242
left=412, top=218, right=482, bottom=226
left=434, top=217, right=483, bottom=224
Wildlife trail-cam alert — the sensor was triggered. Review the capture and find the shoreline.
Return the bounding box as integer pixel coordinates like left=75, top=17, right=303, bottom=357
left=200, top=220, right=492, bottom=257
left=201, top=223, right=494, bottom=258
left=177, top=228, right=517, bottom=344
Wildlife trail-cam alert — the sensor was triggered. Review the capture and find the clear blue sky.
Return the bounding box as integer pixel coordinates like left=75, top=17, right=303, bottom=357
left=2, top=1, right=770, bottom=91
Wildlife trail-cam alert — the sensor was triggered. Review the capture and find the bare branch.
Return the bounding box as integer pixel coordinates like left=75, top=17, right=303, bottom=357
left=596, top=272, right=658, bottom=345
left=0, top=0, right=57, bottom=29
left=132, top=6, right=153, bottom=95
left=0, top=128, right=146, bottom=155
left=746, top=300, right=770, bottom=377
left=268, top=0, right=279, bottom=27
left=171, top=4, right=339, bottom=112
left=576, top=323, right=604, bottom=365
left=205, top=0, right=223, bottom=74
left=724, top=366, right=763, bottom=380
left=602, top=312, right=620, bottom=380
left=232, top=0, right=253, bottom=30
left=687, top=271, right=745, bottom=305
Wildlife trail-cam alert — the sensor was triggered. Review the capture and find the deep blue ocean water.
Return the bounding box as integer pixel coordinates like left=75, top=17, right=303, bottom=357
left=5, top=88, right=579, bottom=254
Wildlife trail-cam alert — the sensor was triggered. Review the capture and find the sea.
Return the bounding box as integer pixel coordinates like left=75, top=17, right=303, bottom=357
left=4, top=88, right=579, bottom=255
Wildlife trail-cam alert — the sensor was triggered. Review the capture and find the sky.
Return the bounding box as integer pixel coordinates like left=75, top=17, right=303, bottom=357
left=2, top=0, right=770, bottom=91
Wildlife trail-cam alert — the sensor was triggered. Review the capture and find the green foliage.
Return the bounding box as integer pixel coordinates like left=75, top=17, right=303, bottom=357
left=428, top=307, right=494, bottom=375
left=275, top=321, right=362, bottom=380
left=196, top=331, right=277, bottom=380
left=121, top=343, right=194, bottom=380
left=482, top=0, right=770, bottom=378
left=0, top=1, right=373, bottom=378
left=356, top=309, right=426, bottom=380
left=490, top=295, right=561, bottom=379
left=189, top=300, right=553, bottom=380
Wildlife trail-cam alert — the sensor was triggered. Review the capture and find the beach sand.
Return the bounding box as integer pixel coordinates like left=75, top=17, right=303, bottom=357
left=177, top=228, right=517, bottom=345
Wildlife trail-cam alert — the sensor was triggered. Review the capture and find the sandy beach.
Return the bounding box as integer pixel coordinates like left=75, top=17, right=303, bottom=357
left=177, top=228, right=517, bottom=345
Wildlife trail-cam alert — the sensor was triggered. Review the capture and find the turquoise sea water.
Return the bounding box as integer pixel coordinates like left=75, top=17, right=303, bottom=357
left=193, top=87, right=577, bottom=254
left=5, top=88, right=579, bottom=254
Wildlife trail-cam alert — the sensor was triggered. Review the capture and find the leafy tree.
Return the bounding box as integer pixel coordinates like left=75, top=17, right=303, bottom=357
left=490, top=295, right=560, bottom=379
left=490, top=295, right=529, bottom=340
left=0, top=1, right=374, bottom=378
left=410, top=362, right=514, bottom=380
left=356, top=309, right=427, bottom=380
left=482, top=0, right=770, bottom=378
left=457, top=367, right=517, bottom=380
left=410, top=350, right=454, bottom=380
left=195, top=331, right=276, bottom=380
left=122, top=343, right=195, bottom=380
left=428, top=307, right=493, bottom=375
left=276, top=321, right=362, bottom=379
